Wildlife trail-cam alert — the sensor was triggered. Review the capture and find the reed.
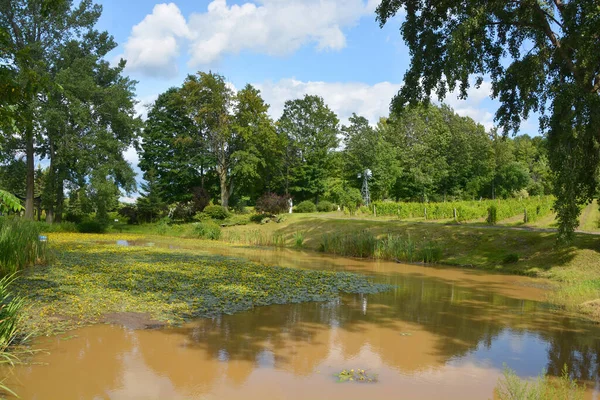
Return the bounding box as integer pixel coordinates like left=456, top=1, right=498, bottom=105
left=0, top=218, right=48, bottom=275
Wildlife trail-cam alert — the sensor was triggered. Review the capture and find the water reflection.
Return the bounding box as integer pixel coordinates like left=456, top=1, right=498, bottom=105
left=5, top=245, right=600, bottom=399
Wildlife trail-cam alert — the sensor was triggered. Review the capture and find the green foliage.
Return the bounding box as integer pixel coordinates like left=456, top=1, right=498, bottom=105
left=0, top=274, right=25, bottom=352
left=278, top=94, right=340, bottom=201
left=294, top=200, right=317, bottom=213
left=487, top=205, right=498, bottom=225
left=203, top=205, right=230, bottom=220
left=316, top=200, right=336, bottom=212
left=293, top=231, right=305, bottom=248
left=193, top=221, right=222, bottom=240
left=495, top=365, right=584, bottom=400
left=0, top=190, right=22, bottom=213
left=0, top=218, right=47, bottom=275
left=376, top=0, right=600, bottom=241
left=76, top=220, right=107, bottom=234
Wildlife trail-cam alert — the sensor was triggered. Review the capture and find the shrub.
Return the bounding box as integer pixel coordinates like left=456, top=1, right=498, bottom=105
left=203, top=205, right=230, bottom=220
left=0, top=218, right=48, bottom=275
left=316, top=201, right=336, bottom=212
left=294, top=200, right=317, bottom=213
left=487, top=205, right=498, bottom=225
left=77, top=220, right=107, bottom=234
left=35, top=221, right=77, bottom=233
left=193, top=221, right=222, bottom=240
left=193, top=212, right=211, bottom=222
left=170, top=202, right=196, bottom=222
left=250, top=213, right=271, bottom=223
left=255, top=193, right=291, bottom=215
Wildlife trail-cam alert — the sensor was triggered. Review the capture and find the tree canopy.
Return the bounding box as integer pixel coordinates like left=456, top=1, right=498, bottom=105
left=376, top=0, right=600, bottom=239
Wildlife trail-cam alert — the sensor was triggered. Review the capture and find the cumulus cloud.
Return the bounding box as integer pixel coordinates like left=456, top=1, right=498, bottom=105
left=121, top=0, right=379, bottom=76
left=120, top=3, right=191, bottom=77
left=254, top=78, right=497, bottom=129
left=255, top=79, right=401, bottom=125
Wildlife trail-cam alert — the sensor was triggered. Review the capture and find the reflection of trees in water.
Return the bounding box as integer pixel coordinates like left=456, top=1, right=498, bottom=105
left=167, top=272, right=600, bottom=385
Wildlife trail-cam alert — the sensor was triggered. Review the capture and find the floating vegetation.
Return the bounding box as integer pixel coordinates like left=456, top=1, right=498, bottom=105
left=335, top=368, right=378, bottom=383
left=15, top=233, right=393, bottom=336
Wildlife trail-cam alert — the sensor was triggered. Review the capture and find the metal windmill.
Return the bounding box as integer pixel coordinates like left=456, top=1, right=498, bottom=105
left=359, top=169, right=372, bottom=207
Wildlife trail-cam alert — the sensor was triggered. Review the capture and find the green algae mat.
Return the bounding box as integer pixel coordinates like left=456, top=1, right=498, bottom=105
left=16, top=233, right=392, bottom=336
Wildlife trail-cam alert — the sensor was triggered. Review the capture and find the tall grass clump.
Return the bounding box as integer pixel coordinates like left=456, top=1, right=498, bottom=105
left=487, top=205, right=498, bottom=225
left=495, top=365, right=584, bottom=400
left=320, top=231, right=442, bottom=263
left=293, top=231, right=305, bottom=248
left=193, top=221, right=222, bottom=240
left=0, top=274, right=26, bottom=397
left=0, top=218, right=48, bottom=275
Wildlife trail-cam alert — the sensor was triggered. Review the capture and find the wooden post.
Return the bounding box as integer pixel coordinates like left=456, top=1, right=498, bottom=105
left=424, top=207, right=427, bottom=220
left=374, top=205, right=377, bottom=217
left=453, top=208, right=457, bottom=222
left=524, top=208, right=528, bottom=223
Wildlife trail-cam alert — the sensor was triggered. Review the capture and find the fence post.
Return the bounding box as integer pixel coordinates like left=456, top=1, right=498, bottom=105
left=424, top=207, right=427, bottom=220
left=524, top=208, right=528, bottom=223
left=453, top=208, right=457, bottom=222
left=374, top=205, right=377, bottom=217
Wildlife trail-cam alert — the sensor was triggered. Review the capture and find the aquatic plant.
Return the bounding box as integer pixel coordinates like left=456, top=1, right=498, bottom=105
left=335, top=368, right=378, bottom=383
left=14, top=233, right=393, bottom=336
left=293, top=231, right=305, bottom=248
left=193, top=221, right=222, bottom=240
left=495, top=365, right=584, bottom=400
left=0, top=218, right=48, bottom=275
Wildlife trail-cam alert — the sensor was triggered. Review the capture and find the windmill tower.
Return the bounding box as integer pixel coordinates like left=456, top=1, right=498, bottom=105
left=360, top=169, right=371, bottom=207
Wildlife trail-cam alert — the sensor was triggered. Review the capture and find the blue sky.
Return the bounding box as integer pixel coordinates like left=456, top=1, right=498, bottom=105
left=92, top=0, right=538, bottom=199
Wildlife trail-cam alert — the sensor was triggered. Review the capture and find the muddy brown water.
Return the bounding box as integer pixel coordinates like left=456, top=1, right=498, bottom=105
left=5, top=241, right=600, bottom=399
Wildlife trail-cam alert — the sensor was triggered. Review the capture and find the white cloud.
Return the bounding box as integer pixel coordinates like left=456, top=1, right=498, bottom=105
left=121, top=0, right=379, bottom=76
left=254, top=78, right=498, bottom=129
left=120, top=3, right=191, bottom=77
left=255, top=78, right=401, bottom=125
left=134, top=94, right=159, bottom=120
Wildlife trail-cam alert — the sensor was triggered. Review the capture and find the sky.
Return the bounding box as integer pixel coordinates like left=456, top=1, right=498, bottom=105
left=92, top=0, right=539, bottom=199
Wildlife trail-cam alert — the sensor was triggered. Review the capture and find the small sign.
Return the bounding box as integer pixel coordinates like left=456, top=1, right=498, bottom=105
left=39, top=235, right=48, bottom=242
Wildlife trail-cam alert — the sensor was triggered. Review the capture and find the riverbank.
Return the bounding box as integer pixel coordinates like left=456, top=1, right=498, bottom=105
left=214, top=215, right=600, bottom=321
left=14, top=233, right=391, bottom=337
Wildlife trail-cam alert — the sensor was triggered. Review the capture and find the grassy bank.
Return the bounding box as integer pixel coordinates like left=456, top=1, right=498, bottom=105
left=15, top=233, right=391, bottom=337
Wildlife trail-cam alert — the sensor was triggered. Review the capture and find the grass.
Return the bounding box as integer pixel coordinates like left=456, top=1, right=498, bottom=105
left=15, top=233, right=392, bottom=337
left=495, top=365, right=584, bottom=400
left=0, top=218, right=49, bottom=276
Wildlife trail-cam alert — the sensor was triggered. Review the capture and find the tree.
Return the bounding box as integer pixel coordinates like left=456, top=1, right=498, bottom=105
left=139, top=88, right=199, bottom=204
left=181, top=72, right=235, bottom=209
left=376, top=0, right=600, bottom=240
left=342, top=114, right=399, bottom=201
left=1, top=0, right=106, bottom=219
left=40, top=35, right=139, bottom=223
left=137, top=170, right=166, bottom=223
left=278, top=95, right=339, bottom=202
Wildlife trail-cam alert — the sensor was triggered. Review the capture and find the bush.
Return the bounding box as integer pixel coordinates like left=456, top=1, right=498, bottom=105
left=118, top=205, right=139, bottom=224
left=250, top=213, right=270, bottom=223
left=255, top=193, right=291, bottom=215
left=316, top=201, right=336, bottom=212
left=77, top=220, right=107, bottom=234
left=203, top=205, right=230, bottom=220
left=487, top=205, right=498, bottom=225
left=294, top=200, right=317, bottom=213
left=495, top=365, right=583, bottom=400
left=193, top=221, right=222, bottom=240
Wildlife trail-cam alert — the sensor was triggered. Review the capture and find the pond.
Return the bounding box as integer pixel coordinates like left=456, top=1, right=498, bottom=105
left=5, top=244, right=600, bottom=399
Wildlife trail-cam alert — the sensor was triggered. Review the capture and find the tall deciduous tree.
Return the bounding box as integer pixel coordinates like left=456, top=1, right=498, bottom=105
left=278, top=95, right=339, bottom=202
left=376, top=0, right=600, bottom=240
left=1, top=0, right=105, bottom=219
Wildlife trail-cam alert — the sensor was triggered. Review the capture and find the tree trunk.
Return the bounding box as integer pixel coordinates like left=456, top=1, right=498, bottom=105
left=55, top=179, right=64, bottom=223
left=24, top=132, right=35, bottom=220
left=46, top=139, right=55, bottom=223
left=219, top=170, right=230, bottom=209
